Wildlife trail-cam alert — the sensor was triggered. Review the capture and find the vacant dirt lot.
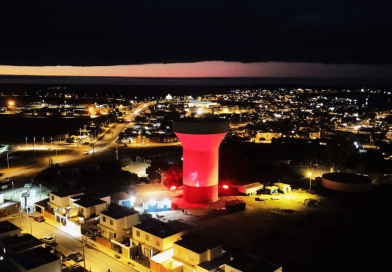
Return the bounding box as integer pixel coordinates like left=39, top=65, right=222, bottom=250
left=153, top=184, right=392, bottom=272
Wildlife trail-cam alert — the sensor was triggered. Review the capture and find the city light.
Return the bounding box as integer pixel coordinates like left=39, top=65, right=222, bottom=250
left=149, top=199, right=156, bottom=206
left=223, top=185, right=229, bottom=189
left=170, top=186, right=176, bottom=190
left=307, top=172, right=312, bottom=177
left=8, top=100, right=14, bottom=106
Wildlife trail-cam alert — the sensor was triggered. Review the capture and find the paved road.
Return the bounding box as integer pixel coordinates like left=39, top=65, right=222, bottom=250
left=0, top=103, right=150, bottom=179
left=7, top=215, right=137, bottom=272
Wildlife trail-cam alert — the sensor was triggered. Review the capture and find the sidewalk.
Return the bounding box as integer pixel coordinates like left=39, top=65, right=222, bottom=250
left=43, top=216, right=150, bottom=272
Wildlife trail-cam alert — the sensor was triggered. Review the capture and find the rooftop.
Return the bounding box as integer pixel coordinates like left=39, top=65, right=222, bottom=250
left=100, top=205, right=138, bottom=220
left=10, top=246, right=60, bottom=271
left=1, top=234, right=43, bottom=254
left=0, top=221, right=20, bottom=235
left=134, top=218, right=192, bottom=239
left=175, top=234, right=221, bottom=254
left=73, top=198, right=106, bottom=208
left=50, top=190, right=78, bottom=198
left=140, top=191, right=171, bottom=203
left=198, top=252, right=233, bottom=270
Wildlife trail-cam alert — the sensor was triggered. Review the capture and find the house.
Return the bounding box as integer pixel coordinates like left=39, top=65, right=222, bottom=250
left=224, top=253, right=282, bottom=272
left=9, top=246, right=61, bottom=272
left=140, top=191, right=172, bottom=212
left=172, top=234, right=223, bottom=272
left=256, top=131, right=278, bottom=141
left=0, top=234, right=45, bottom=264
left=132, top=218, right=192, bottom=258
left=110, top=192, right=136, bottom=208
left=72, top=197, right=108, bottom=219
left=0, top=221, right=21, bottom=239
left=47, top=191, right=83, bottom=213
left=98, top=205, right=139, bottom=241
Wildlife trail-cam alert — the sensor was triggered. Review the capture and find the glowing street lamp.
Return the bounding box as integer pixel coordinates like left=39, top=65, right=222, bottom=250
left=223, top=185, right=229, bottom=189
left=8, top=100, right=14, bottom=107
left=307, top=172, right=312, bottom=193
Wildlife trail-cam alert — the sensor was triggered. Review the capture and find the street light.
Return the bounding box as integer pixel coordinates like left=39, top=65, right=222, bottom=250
left=12, top=181, right=14, bottom=195
left=33, top=137, right=35, bottom=160
left=42, top=137, right=44, bottom=146
left=307, top=172, right=312, bottom=193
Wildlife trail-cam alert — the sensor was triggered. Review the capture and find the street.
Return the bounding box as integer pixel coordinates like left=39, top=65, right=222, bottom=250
left=6, top=215, right=137, bottom=272
left=0, top=103, right=150, bottom=179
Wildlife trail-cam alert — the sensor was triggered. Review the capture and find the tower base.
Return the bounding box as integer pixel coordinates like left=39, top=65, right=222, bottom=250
left=183, top=184, right=218, bottom=204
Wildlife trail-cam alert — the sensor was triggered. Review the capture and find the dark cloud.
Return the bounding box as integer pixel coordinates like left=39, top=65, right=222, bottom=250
left=0, top=1, right=391, bottom=66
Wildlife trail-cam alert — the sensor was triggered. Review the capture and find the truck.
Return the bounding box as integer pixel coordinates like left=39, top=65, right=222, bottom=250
left=238, top=182, right=264, bottom=195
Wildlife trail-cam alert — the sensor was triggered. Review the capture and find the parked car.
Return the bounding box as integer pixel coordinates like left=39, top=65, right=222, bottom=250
left=68, top=252, right=84, bottom=263
left=42, top=235, right=55, bottom=244
left=33, top=216, right=45, bottom=223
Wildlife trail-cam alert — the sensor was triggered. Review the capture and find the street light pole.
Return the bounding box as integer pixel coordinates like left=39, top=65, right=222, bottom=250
left=12, top=181, right=14, bottom=195
left=42, top=137, right=44, bottom=146
left=6, top=153, right=9, bottom=169
left=33, top=137, right=35, bottom=160
left=115, top=147, right=118, bottom=160
left=26, top=137, right=27, bottom=147
left=307, top=172, right=312, bottom=193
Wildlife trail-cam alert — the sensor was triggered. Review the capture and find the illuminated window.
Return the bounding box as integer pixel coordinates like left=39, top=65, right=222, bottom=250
left=156, top=241, right=160, bottom=246
left=136, top=231, right=140, bottom=237
left=57, top=198, right=59, bottom=203
left=189, top=252, right=195, bottom=261
left=146, top=235, right=149, bottom=241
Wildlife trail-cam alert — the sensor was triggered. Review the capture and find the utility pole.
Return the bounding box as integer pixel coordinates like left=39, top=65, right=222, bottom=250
left=115, top=147, right=118, bottom=160
left=7, top=153, right=9, bottom=169
left=82, top=235, right=86, bottom=271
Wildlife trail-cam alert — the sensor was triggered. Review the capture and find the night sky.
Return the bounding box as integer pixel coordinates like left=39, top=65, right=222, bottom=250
left=0, top=1, right=391, bottom=77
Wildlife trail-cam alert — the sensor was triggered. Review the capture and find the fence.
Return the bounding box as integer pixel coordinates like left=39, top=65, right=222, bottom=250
left=96, top=236, right=112, bottom=249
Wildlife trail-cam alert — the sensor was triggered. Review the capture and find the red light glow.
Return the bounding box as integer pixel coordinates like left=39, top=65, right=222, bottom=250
left=170, top=186, right=176, bottom=190
left=223, top=185, right=229, bottom=189
left=175, top=132, right=227, bottom=203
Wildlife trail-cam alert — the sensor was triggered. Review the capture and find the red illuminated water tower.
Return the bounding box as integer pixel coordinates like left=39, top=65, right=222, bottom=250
left=173, top=118, right=229, bottom=203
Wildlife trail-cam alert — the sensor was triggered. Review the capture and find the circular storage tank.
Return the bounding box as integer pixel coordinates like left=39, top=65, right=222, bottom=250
left=322, top=173, right=372, bottom=192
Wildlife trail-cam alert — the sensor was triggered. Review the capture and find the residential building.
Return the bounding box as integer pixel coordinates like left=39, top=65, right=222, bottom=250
left=47, top=191, right=83, bottom=213
left=224, top=253, right=282, bottom=272
left=9, top=246, right=61, bottom=272
left=110, top=192, right=136, bottom=208
left=0, top=221, right=21, bottom=239
left=98, top=205, right=139, bottom=241
left=140, top=191, right=172, bottom=212
left=173, top=234, right=222, bottom=272
left=0, top=234, right=44, bottom=264
left=72, top=197, right=108, bottom=219
left=132, top=218, right=192, bottom=257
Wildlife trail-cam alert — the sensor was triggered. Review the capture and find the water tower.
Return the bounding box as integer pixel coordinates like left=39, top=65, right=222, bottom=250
left=173, top=118, right=229, bottom=203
